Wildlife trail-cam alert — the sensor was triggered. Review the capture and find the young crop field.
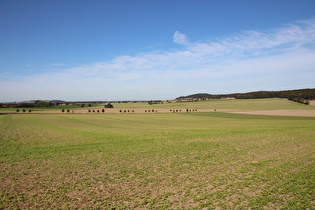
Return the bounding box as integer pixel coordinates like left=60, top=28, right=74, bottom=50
left=0, top=101, right=314, bottom=209
left=2, top=98, right=315, bottom=112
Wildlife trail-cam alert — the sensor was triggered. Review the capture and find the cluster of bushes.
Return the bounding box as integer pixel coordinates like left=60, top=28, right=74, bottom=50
left=104, top=103, right=114, bottom=108
left=148, top=100, right=163, bottom=105
left=288, top=97, right=310, bottom=105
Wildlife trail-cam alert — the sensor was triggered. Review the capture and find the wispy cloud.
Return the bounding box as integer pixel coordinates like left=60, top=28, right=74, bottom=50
left=173, top=31, right=189, bottom=46
left=182, top=18, right=315, bottom=59
left=1, top=18, right=315, bottom=101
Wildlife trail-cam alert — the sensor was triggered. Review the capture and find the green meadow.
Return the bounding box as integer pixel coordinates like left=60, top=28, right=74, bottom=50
left=114, top=98, right=315, bottom=110
left=0, top=99, right=314, bottom=209
left=4, top=98, right=315, bottom=112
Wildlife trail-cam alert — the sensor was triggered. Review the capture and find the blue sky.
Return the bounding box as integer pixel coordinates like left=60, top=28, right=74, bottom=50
left=1, top=0, right=315, bottom=102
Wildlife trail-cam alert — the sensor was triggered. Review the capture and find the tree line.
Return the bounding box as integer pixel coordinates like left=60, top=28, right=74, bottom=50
left=176, top=88, right=315, bottom=104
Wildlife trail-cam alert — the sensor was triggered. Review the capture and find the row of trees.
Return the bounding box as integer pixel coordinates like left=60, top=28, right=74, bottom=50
left=15, top=108, right=201, bottom=114
left=120, top=110, right=135, bottom=113
left=16, top=109, right=32, bottom=113
left=186, top=109, right=198, bottom=112
left=13, top=101, right=53, bottom=108
left=2, top=101, right=109, bottom=109
left=62, top=109, right=73, bottom=113
left=88, top=109, right=105, bottom=113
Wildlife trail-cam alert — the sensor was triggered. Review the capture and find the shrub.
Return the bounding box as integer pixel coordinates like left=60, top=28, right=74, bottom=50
left=105, top=103, right=114, bottom=108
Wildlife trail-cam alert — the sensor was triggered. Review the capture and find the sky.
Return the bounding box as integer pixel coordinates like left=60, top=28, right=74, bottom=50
left=1, top=0, right=315, bottom=102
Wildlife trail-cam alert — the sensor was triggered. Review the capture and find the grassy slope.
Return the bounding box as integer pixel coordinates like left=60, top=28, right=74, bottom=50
left=1, top=111, right=314, bottom=209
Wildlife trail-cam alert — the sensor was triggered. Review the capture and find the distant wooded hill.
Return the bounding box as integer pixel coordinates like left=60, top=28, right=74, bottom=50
left=176, top=88, right=315, bottom=104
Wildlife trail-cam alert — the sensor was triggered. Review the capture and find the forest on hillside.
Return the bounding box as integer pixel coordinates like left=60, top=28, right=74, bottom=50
left=177, top=88, right=315, bottom=105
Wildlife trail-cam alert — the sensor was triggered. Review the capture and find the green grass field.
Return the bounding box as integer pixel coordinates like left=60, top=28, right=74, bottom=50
left=2, top=98, right=315, bottom=112
left=1, top=100, right=314, bottom=209
left=113, top=98, right=315, bottom=110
